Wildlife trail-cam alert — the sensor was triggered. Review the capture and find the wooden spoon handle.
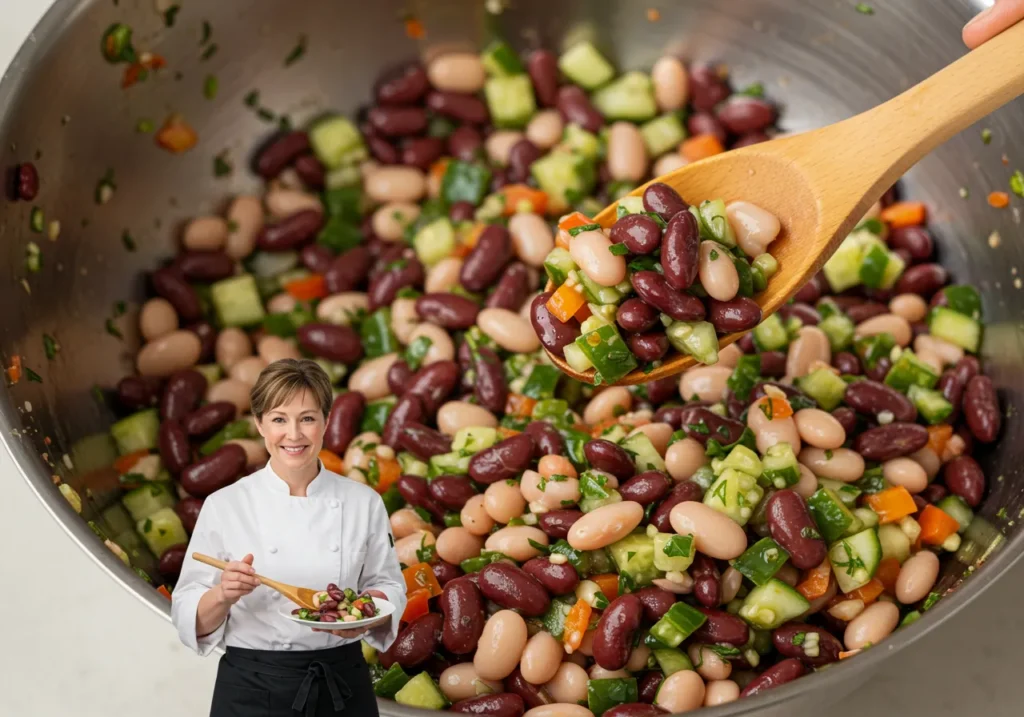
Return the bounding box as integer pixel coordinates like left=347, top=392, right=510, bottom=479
left=191, top=551, right=291, bottom=594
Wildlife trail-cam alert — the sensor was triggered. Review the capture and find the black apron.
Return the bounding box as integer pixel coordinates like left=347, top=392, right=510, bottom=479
left=210, top=642, right=380, bottom=717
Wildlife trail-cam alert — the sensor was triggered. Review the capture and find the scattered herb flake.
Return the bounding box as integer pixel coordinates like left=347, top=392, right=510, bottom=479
left=1010, top=170, right=1024, bottom=198
left=105, top=318, right=123, bottom=339
left=30, top=207, right=44, bottom=233
left=114, top=300, right=127, bottom=317
left=791, top=632, right=806, bottom=646
left=43, top=334, right=59, bottom=360
left=25, top=241, right=41, bottom=273
left=200, top=21, right=212, bottom=45
left=25, top=367, right=42, bottom=383
left=284, top=35, right=308, bottom=66
left=256, top=107, right=275, bottom=123
left=95, top=169, right=116, bottom=204
left=244, top=90, right=260, bottom=107
left=981, top=128, right=993, bottom=145
left=201, top=43, right=219, bottom=61
left=959, top=187, right=969, bottom=199
left=203, top=74, right=219, bottom=100
left=91, top=385, right=105, bottom=405
left=855, top=3, right=874, bottom=14
left=741, top=82, right=765, bottom=98
left=136, top=118, right=154, bottom=133
left=163, top=5, right=180, bottom=27
left=608, top=243, right=630, bottom=256
left=122, top=230, right=137, bottom=252
left=213, top=151, right=233, bottom=177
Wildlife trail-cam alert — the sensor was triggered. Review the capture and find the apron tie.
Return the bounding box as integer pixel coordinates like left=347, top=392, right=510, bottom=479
left=291, top=660, right=352, bottom=716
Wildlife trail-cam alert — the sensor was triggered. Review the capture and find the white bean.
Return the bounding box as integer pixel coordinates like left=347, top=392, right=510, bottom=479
left=317, top=292, right=369, bottom=326
left=390, top=297, right=420, bottom=344
left=224, top=197, right=263, bottom=259
left=669, top=501, right=748, bottom=560
left=786, top=326, right=832, bottom=379
left=679, top=365, right=732, bottom=402
left=583, top=387, right=632, bottom=426
left=726, top=201, right=781, bottom=258
left=855, top=313, right=912, bottom=347
left=427, top=53, right=486, bottom=93
left=365, top=166, right=426, bottom=204
left=408, top=323, right=455, bottom=363
left=651, top=56, right=689, bottom=111
left=569, top=230, right=627, bottom=287
left=265, top=187, right=322, bottom=219
left=525, top=110, right=564, bottom=150
left=509, top=213, right=556, bottom=268
left=652, top=152, right=687, bottom=177
left=476, top=308, right=541, bottom=353
left=182, top=216, right=228, bottom=251
left=485, top=130, right=525, bottom=166
left=347, top=353, right=399, bottom=401
left=606, top=122, right=648, bottom=182
left=794, top=409, right=846, bottom=449
left=139, top=298, right=179, bottom=341
left=425, top=257, right=464, bottom=294
left=895, top=550, right=940, bottom=604
left=699, top=241, right=739, bottom=301
left=371, top=202, right=420, bottom=241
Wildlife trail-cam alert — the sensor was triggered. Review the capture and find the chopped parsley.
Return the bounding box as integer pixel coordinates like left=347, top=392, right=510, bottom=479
left=284, top=35, right=308, bottom=66
left=981, top=128, right=993, bottom=145
left=213, top=152, right=233, bottom=177
left=1010, top=170, right=1024, bottom=199
left=203, top=74, right=219, bottom=99
left=791, top=632, right=806, bottom=646
left=709, top=249, right=719, bottom=261
left=201, top=43, right=219, bottom=61
left=105, top=318, right=123, bottom=339
left=608, top=243, right=630, bottom=256
left=200, top=21, right=212, bottom=45
left=25, top=367, right=42, bottom=383
left=122, top=230, right=137, bottom=252
left=163, top=5, right=180, bottom=27
left=855, top=3, right=874, bottom=14
left=42, top=334, right=59, bottom=360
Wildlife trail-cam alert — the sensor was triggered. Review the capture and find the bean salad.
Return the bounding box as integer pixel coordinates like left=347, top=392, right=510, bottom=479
left=292, top=583, right=380, bottom=623
left=94, top=33, right=1002, bottom=717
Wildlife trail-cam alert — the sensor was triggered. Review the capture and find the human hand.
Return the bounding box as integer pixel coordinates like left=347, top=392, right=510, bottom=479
left=963, top=0, right=1024, bottom=48
left=216, top=553, right=260, bottom=606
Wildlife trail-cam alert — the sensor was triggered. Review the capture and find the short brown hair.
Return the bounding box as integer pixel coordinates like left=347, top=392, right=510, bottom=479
left=249, top=359, right=333, bottom=420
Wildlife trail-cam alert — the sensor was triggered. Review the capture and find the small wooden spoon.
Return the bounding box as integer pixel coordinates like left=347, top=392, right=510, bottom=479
left=193, top=552, right=319, bottom=610
left=545, top=20, right=1024, bottom=386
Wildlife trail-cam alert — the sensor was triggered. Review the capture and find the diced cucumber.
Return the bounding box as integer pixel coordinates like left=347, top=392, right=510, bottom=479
left=558, top=42, right=615, bottom=90
left=827, top=528, right=882, bottom=593
left=652, top=648, right=694, bottom=676
left=877, top=523, right=911, bottom=563
left=817, top=478, right=862, bottom=508
left=531, top=151, right=597, bottom=212
left=653, top=532, right=696, bottom=572
left=485, top=75, right=537, bottom=128
left=878, top=250, right=906, bottom=290
left=597, top=424, right=629, bottom=444
left=703, top=468, right=765, bottom=526
left=760, top=443, right=800, bottom=489
left=807, top=488, right=857, bottom=543
left=884, top=350, right=939, bottom=392
left=413, top=217, right=456, bottom=267
left=211, top=274, right=266, bottom=328
left=609, top=532, right=661, bottom=587
left=823, top=230, right=871, bottom=293
left=936, top=495, right=973, bottom=533
left=136, top=507, right=188, bottom=557
left=738, top=578, right=810, bottom=629
left=308, top=115, right=367, bottom=169
left=574, top=270, right=623, bottom=306
left=581, top=312, right=613, bottom=334
left=394, top=672, right=448, bottom=710
left=71, top=432, right=120, bottom=477
left=697, top=200, right=737, bottom=247
left=452, top=427, right=500, bottom=453
left=574, top=325, right=638, bottom=385
left=563, top=342, right=595, bottom=373
left=619, top=432, right=666, bottom=472
left=907, top=384, right=954, bottom=424
left=427, top=451, right=470, bottom=478
left=852, top=506, right=879, bottom=529
left=666, top=321, right=720, bottom=366
left=713, top=444, right=763, bottom=479
left=752, top=313, right=789, bottom=352
left=819, top=314, right=855, bottom=352
left=858, top=241, right=890, bottom=289
left=640, top=113, right=686, bottom=158
left=942, top=285, right=983, bottom=321
left=928, top=307, right=981, bottom=353
left=544, top=248, right=578, bottom=287
left=592, top=72, right=657, bottom=122
left=561, top=123, right=602, bottom=160
left=111, top=409, right=160, bottom=455
left=733, top=537, right=790, bottom=586
left=112, top=527, right=160, bottom=576
left=796, top=369, right=847, bottom=411
left=481, top=40, right=524, bottom=77
left=616, top=196, right=645, bottom=215
left=580, top=488, right=623, bottom=514
left=101, top=503, right=135, bottom=538
left=397, top=452, right=428, bottom=478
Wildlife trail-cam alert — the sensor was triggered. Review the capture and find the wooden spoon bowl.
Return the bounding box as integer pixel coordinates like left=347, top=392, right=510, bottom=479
left=544, top=20, right=1024, bottom=386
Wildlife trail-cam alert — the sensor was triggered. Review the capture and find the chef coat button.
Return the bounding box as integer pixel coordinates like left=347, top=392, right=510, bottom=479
left=329, top=499, right=339, bottom=508
left=282, top=643, right=291, bottom=650
left=330, top=544, right=339, bottom=552
left=268, top=546, right=277, bottom=554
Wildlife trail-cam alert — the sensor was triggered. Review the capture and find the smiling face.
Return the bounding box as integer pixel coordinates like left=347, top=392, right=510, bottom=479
left=255, top=389, right=326, bottom=474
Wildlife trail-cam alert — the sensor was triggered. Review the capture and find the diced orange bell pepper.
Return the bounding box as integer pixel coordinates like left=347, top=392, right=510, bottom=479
left=429, top=158, right=450, bottom=187
left=156, top=114, right=198, bottom=154
left=987, top=191, right=1010, bottom=209
left=284, top=274, right=328, bottom=301
left=574, top=303, right=592, bottom=322
left=926, top=424, right=953, bottom=458
left=374, top=457, right=401, bottom=494
left=6, top=355, right=22, bottom=384
left=864, top=486, right=918, bottom=524
left=319, top=449, right=345, bottom=475
left=546, top=283, right=587, bottom=323
left=114, top=449, right=151, bottom=475
left=875, top=557, right=901, bottom=595
left=919, top=504, right=960, bottom=545
left=404, top=16, right=426, bottom=39
left=591, top=573, right=620, bottom=602
left=563, top=598, right=593, bottom=653
left=505, top=393, right=538, bottom=418
left=503, top=184, right=549, bottom=216
left=589, top=416, right=620, bottom=438
left=497, top=427, right=522, bottom=438
left=681, top=133, right=725, bottom=162
left=753, top=395, right=793, bottom=421
left=838, top=649, right=862, bottom=660
left=558, top=211, right=594, bottom=233
left=157, top=585, right=172, bottom=600
left=401, top=588, right=431, bottom=623
left=402, top=562, right=443, bottom=598
left=796, top=559, right=833, bottom=601
left=880, top=201, right=926, bottom=227
left=845, top=578, right=884, bottom=604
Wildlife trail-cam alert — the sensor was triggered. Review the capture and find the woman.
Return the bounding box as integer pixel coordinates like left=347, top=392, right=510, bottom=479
left=171, top=359, right=407, bottom=717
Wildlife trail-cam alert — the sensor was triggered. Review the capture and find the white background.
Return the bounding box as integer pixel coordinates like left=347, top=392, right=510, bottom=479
left=2, top=1, right=1023, bottom=715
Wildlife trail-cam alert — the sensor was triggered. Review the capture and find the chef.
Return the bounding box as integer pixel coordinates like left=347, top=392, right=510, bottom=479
left=171, top=358, right=407, bottom=717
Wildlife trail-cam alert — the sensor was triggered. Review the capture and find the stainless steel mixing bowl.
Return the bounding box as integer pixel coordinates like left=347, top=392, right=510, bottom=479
left=1, top=0, right=1020, bottom=714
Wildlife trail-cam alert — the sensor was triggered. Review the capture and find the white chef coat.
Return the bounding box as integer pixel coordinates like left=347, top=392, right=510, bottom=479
left=171, top=461, right=407, bottom=657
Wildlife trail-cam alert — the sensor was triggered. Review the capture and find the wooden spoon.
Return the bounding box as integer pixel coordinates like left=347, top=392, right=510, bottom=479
left=545, top=20, right=1024, bottom=386
left=192, top=552, right=319, bottom=610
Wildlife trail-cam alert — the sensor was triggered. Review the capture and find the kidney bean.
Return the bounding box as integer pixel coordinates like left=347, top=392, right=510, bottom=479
left=686, top=111, right=728, bottom=144
left=152, top=267, right=201, bottom=322
left=649, top=480, right=704, bottom=532
left=832, top=351, right=861, bottom=376
left=159, top=370, right=207, bottom=421
left=117, top=376, right=160, bottom=410
left=297, top=323, right=362, bottom=364
left=376, top=63, right=429, bottom=105
left=887, top=225, right=933, bottom=260
left=435, top=576, right=487, bottom=655
left=186, top=322, right=218, bottom=365
left=943, top=455, right=985, bottom=507
left=176, top=251, right=235, bottom=282
left=451, top=693, right=525, bottom=717
left=845, top=302, right=887, bottom=324
left=631, top=271, right=706, bottom=321
left=611, top=214, right=662, bottom=255
left=772, top=624, right=842, bottom=667
left=415, top=293, right=479, bottom=330
left=367, top=135, right=399, bottom=164
left=652, top=212, right=701, bottom=292
left=485, top=263, right=531, bottom=311
left=323, top=392, right=365, bottom=455
left=383, top=393, right=426, bottom=448
left=740, top=658, right=805, bottom=697
left=525, top=421, right=565, bottom=458
left=490, top=168, right=510, bottom=191
left=641, top=183, right=687, bottom=223
left=732, top=131, right=770, bottom=148
left=157, top=544, right=187, bottom=580
left=621, top=587, right=671, bottom=624
left=954, top=355, right=980, bottom=386
left=936, top=370, right=963, bottom=421
left=507, top=139, right=543, bottom=184
left=297, top=245, right=334, bottom=276
left=183, top=402, right=236, bottom=438
left=381, top=612, right=443, bottom=669
left=843, top=380, right=917, bottom=422
left=526, top=49, right=559, bottom=107
left=584, top=440, right=636, bottom=481
left=626, top=333, right=668, bottom=362
left=616, top=298, right=659, bottom=334
left=605, top=704, right=667, bottom=717
left=478, top=563, right=551, bottom=617
left=617, top=471, right=672, bottom=506
left=829, top=406, right=857, bottom=437
left=865, top=356, right=893, bottom=382
left=644, top=377, right=678, bottom=407
left=652, top=405, right=687, bottom=429
left=531, top=292, right=581, bottom=357
left=461, top=225, right=512, bottom=292
left=791, top=274, right=825, bottom=306
left=963, top=375, right=1000, bottom=443
left=159, top=419, right=192, bottom=475
left=175, top=496, right=203, bottom=534
left=506, top=668, right=551, bottom=709
left=442, top=202, right=474, bottom=224
left=896, top=263, right=948, bottom=297
left=180, top=444, right=247, bottom=498
left=367, top=106, right=428, bottom=138
left=323, top=245, right=373, bottom=294
left=368, top=256, right=426, bottom=310
left=556, top=85, right=603, bottom=133
left=692, top=607, right=749, bottom=646
left=689, top=65, right=730, bottom=111
left=14, top=162, right=39, bottom=200
left=689, top=557, right=722, bottom=609
left=854, top=422, right=929, bottom=461
left=708, top=297, right=762, bottom=334
left=405, top=361, right=460, bottom=415
left=433, top=561, right=463, bottom=588
left=522, top=557, right=579, bottom=596
left=448, top=124, right=484, bottom=161
left=427, top=91, right=489, bottom=124
left=469, top=434, right=535, bottom=484
left=920, top=483, right=948, bottom=505
left=471, top=347, right=508, bottom=415
left=765, top=490, right=827, bottom=570
left=637, top=671, right=664, bottom=705
left=398, top=422, right=452, bottom=460
left=292, top=153, right=325, bottom=189
left=402, top=136, right=446, bottom=170
left=780, top=302, right=821, bottom=327
left=536, top=509, right=583, bottom=540
left=679, top=407, right=746, bottom=447
left=256, top=210, right=324, bottom=252
left=747, top=352, right=783, bottom=381
left=397, top=474, right=446, bottom=521
left=716, top=96, right=775, bottom=134
left=429, top=475, right=478, bottom=511
left=254, top=131, right=310, bottom=178
left=593, top=594, right=644, bottom=670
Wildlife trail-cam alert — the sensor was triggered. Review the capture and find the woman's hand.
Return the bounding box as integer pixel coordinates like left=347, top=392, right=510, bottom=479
left=312, top=589, right=389, bottom=639
left=216, top=553, right=261, bottom=606
left=963, top=0, right=1024, bottom=48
